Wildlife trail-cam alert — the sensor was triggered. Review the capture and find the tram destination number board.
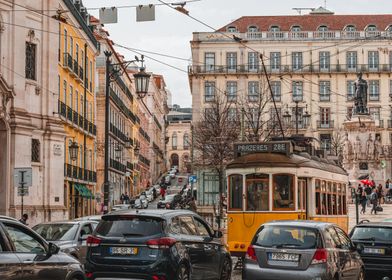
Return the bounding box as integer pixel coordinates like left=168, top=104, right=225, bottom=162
left=234, top=142, right=292, bottom=157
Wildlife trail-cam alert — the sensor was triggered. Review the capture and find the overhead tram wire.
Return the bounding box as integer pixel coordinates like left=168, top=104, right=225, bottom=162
left=85, top=0, right=202, bottom=11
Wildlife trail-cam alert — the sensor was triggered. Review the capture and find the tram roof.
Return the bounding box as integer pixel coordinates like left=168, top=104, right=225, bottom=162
left=227, top=152, right=347, bottom=176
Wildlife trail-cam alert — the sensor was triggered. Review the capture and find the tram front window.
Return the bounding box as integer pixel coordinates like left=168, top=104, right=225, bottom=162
left=273, top=174, right=295, bottom=210
left=246, top=174, right=269, bottom=211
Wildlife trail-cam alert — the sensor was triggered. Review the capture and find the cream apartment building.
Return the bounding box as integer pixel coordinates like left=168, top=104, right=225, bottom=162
left=189, top=9, right=392, bottom=183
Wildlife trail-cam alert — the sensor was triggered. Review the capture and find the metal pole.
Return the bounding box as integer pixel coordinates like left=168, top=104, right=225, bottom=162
left=190, top=125, right=194, bottom=198
left=240, top=107, right=245, bottom=141
left=83, top=43, right=88, bottom=215
left=20, top=171, right=25, bottom=218
left=295, top=101, right=299, bottom=135
left=355, top=192, right=359, bottom=225
left=104, top=51, right=112, bottom=214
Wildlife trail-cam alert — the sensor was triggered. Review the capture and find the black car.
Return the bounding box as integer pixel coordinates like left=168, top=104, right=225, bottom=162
left=85, top=209, right=232, bottom=280
left=350, top=222, right=392, bottom=279
left=0, top=215, right=85, bottom=280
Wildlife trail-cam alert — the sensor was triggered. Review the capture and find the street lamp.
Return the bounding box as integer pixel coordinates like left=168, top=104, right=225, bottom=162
left=103, top=51, right=150, bottom=213
left=283, top=101, right=311, bottom=135
left=69, top=141, right=79, bottom=162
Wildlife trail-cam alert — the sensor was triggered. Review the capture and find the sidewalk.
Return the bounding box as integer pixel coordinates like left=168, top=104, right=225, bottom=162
left=348, top=202, right=392, bottom=231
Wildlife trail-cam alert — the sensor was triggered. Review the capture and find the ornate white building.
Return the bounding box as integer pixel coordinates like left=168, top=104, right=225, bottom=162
left=0, top=0, right=66, bottom=224
left=189, top=8, right=392, bottom=184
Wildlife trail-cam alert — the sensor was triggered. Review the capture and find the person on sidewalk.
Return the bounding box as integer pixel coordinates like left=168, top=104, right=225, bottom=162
left=364, top=185, right=372, bottom=206
left=360, top=189, right=367, bottom=214
left=370, top=188, right=378, bottom=215
left=19, top=214, right=28, bottom=225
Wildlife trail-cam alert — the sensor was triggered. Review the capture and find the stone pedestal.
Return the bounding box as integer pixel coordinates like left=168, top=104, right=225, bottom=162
left=342, top=114, right=385, bottom=185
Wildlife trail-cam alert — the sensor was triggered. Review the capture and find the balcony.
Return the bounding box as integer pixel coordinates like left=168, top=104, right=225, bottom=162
left=63, top=53, right=73, bottom=71
left=110, top=158, right=127, bottom=173
left=66, top=106, right=73, bottom=122
left=317, top=120, right=335, bottom=129
left=320, top=95, right=331, bottom=102
left=126, top=162, right=133, bottom=170
left=188, top=64, right=392, bottom=76
left=58, top=100, right=66, bottom=118
left=78, top=66, right=84, bottom=83
left=72, top=111, right=78, bottom=125
left=70, top=59, right=78, bottom=78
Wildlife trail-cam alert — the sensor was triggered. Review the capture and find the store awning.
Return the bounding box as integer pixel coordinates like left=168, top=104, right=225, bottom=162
left=73, top=184, right=82, bottom=193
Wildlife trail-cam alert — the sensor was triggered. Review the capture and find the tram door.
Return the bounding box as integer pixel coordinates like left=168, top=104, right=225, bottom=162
left=298, top=178, right=308, bottom=220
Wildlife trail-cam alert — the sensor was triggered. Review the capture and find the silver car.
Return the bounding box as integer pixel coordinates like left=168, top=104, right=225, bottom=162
left=243, top=221, right=364, bottom=280
left=33, top=220, right=98, bottom=264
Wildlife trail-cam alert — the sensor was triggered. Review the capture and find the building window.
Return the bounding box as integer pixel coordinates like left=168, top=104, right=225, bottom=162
left=270, top=52, right=281, bottom=71
left=80, top=95, right=84, bottom=115
left=69, top=85, right=73, bottom=109
left=25, top=42, right=36, bottom=80
left=226, top=52, right=237, bottom=71
left=268, top=26, right=282, bottom=38
left=269, top=107, right=282, bottom=129
left=320, top=107, right=331, bottom=127
left=291, top=25, right=301, bottom=32
left=347, top=51, right=357, bottom=71
left=320, top=134, right=332, bottom=154
left=63, top=80, right=67, bottom=105
left=90, top=61, right=93, bottom=91
left=76, top=44, right=79, bottom=64
left=368, top=51, right=379, bottom=71
left=228, top=108, right=237, bottom=122
left=248, top=52, right=259, bottom=72
left=205, top=52, right=215, bottom=72
left=248, top=26, right=258, bottom=33
left=318, top=25, right=328, bottom=32
left=248, top=81, right=259, bottom=102
left=64, top=29, right=68, bottom=54
left=172, top=133, right=177, bottom=149
left=75, top=91, right=79, bottom=113
left=319, top=51, right=330, bottom=71
left=347, top=80, right=355, bottom=101
left=366, top=25, right=377, bottom=32
left=227, top=26, right=237, bottom=33
left=319, top=81, right=331, bottom=101
left=345, top=25, right=356, bottom=31
left=369, top=80, right=380, bottom=101
left=270, top=25, right=280, bottom=32
left=227, top=81, right=237, bottom=102
left=292, top=52, right=303, bottom=71
left=183, top=134, right=190, bottom=149
left=31, top=139, right=40, bottom=162
left=292, top=81, right=303, bottom=101
left=204, top=81, right=215, bottom=102
left=271, top=81, right=281, bottom=102
left=70, top=37, right=73, bottom=57
left=369, top=107, right=380, bottom=121
left=347, top=107, right=353, bottom=119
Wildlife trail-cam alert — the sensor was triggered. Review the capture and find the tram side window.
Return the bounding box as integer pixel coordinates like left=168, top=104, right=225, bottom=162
left=315, top=180, right=346, bottom=216
left=246, top=174, right=269, bottom=211
left=273, top=174, right=294, bottom=210
left=229, top=174, right=243, bottom=210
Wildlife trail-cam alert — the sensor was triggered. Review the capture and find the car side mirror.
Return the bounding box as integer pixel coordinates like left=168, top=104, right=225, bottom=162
left=214, top=230, right=223, bottom=238
left=48, top=242, right=60, bottom=256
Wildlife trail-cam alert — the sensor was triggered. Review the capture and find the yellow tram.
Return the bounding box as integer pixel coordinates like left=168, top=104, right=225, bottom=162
left=226, top=141, right=349, bottom=257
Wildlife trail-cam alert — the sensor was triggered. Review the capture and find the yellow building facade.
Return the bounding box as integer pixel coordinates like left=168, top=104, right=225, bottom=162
left=57, top=0, right=99, bottom=218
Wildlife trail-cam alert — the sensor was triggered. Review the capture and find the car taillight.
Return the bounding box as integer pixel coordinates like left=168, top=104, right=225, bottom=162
left=147, top=237, right=176, bottom=249
left=86, top=236, right=101, bottom=247
left=311, top=248, right=328, bottom=264
left=245, top=245, right=257, bottom=261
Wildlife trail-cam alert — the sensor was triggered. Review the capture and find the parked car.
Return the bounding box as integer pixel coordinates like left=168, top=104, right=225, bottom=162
left=350, top=222, right=392, bottom=279
left=243, top=220, right=364, bottom=280
left=0, top=215, right=85, bottom=280
left=165, top=175, right=171, bottom=185
left=157, top=194, right=176, bottom=209
left=134, top=194, right=148, bottom=209
left=142, top=189, right=154, bottom=202
left=169, top=171, right=176, bottom=179
left=85, top=209, right=231, bottom=280
left=74, top=215, right=102, bottom=222
left=111, top=204, right=133, bottom=211
left=33, top=219, right=99, bottom=263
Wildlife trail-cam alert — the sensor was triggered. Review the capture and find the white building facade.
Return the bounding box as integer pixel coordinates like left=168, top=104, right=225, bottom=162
left=189, top=10, right=392, bottom=184
left=0, top=0, right=66, bottom=224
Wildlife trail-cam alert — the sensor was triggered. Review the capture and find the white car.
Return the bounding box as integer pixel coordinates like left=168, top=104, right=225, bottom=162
left=169, top=171, right=176, bottom=179
left=111, top=204, right=132, bottom=211
left=134, top=195, right=148, bottom=209
left=143, top=190, right=154, bottom=202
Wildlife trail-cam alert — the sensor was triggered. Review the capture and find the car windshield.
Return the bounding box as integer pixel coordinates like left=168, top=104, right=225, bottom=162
left=351, top=227, right=392, bottom=242
left=96, top=216, right=164, bottom=237
left=33, top=223, right=78, bottom=241
left=164, top=195, right=176, bottom=202
left=255, top=225, right=320, bottom=249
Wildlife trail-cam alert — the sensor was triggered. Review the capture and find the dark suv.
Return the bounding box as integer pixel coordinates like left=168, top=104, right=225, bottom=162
left=0, top=215, right=85, bottom=280
left=85, top=209, right=232, bottom=280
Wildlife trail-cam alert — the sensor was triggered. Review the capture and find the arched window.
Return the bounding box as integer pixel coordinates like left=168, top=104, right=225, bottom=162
left=248, top=25, right=258, bottom=33
left=345, top=25, right=356, bottom=31
left=366, top=25, right=377, bottom=31
left=387, top=25, right=392, bottom=32
left=227, top=26, right=237, bottom=33
left=270, top=25, right=280, bottom=32
left=183, top=133, right=189, bottom=149
left=318, top=25, right=328, bottom=32
left=172, top=132, right=177, bottom=149
left=291, top=25, right=301, bottom=32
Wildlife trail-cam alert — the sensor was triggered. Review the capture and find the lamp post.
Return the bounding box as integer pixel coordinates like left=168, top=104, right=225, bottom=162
left=69, top=141, right=79, bottom=162
left=283, top=100, right=311, bottom=135
left=103, top=51, right=151, bottom=213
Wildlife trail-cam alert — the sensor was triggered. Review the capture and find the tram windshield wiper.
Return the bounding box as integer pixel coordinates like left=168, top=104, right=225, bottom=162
left=273, top=243, right=301, bottom=248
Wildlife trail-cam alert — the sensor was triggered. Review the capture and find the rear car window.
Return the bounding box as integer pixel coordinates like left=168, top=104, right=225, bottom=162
left=96, top=216, right=164, bottom=237
left=351, top=226, right=392, bottom=242
left=254, top=225, right=321, bottom=249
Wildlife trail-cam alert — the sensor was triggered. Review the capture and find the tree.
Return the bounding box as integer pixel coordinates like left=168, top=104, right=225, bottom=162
left=330, top=130, right=345, bottom=164
left=193, top=93, right=239, bottom=228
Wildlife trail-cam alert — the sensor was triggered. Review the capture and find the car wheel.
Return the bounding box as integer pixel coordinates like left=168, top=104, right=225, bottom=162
left=176, top=264, right=190, bottom=280
left=220, top=257, right=232, bottom=280
left=357, top=269, right=365, bottom=280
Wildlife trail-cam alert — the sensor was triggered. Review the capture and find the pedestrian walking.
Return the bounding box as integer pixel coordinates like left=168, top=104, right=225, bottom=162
left=120, top=193, right=125, bottom=204
left=377, top=183, right=384, bottom=205
left=160, top=187, right=166, bottom=199
left=360, top=189, right=367, bottom=214
left=124, top=192, right=130, bottom=204
left=19, top=213, right=28, bottom=225
left=364, top=185, right=372, bottom=206
left=370, top=188, right=378, bottom=215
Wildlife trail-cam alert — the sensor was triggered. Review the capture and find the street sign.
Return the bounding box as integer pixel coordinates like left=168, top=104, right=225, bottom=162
left=14, top=168, right=32, bottom=187
left=189, top=175, right=197, bottom=183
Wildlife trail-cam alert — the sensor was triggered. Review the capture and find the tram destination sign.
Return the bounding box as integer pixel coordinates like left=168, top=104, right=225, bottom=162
left=234, top=141, right=292, bottom=157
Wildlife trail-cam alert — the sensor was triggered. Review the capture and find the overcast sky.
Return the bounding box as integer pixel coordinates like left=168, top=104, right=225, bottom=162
left=84, top=0, right=392, bottom=107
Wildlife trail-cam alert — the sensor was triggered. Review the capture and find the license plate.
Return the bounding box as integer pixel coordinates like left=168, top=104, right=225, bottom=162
left=364, top=247, right=385, bottom=254
left=109, top=247, right=138, bottom=255
left=268, top=252, right=299, bottom=262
